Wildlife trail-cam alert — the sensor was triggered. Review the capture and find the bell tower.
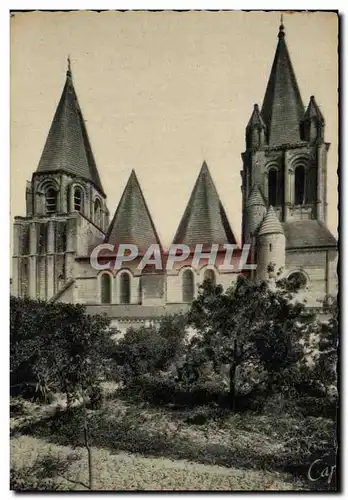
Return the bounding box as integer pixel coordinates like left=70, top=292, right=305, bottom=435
left=12, top=60, right=108, bottom=300
left=241, top=18, right=330, bottom=245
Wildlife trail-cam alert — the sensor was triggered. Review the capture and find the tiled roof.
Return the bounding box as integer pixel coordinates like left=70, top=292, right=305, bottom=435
left=36, top=69, right=104, bottom=194
left=303, top=95, right=325, bottom=123
left=246, top=104, right=266, bottom=129
left=258, top=206, right=284, bottom=236
left=261, top=23, right=305, bottom=146
left=173, top=161, right=237, bottom=247
left=104, top=170, right=162, bottom=253
left=245, top=184, right=266, bottom=208
left=283, top=220, right=337, bottom=249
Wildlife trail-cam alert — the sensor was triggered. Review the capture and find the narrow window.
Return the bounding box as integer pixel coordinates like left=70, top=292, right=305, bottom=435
left=203, top=269, right=216, bottom=286
left=38, top=223, right=47, bottom=254
left=268, top=168, right=278, bottom=206
left=94, top=198, right=102, bottom=227
left=74, top=187, right=83, bottom=212
left=183, top=269, right=194, bottom=303
left=46, top=188, right=57, bottom=215
left=120, top=272, right=130, bottom=304
left=55, top=221, right=67, bottom=253
left=21, top=225, right=30, bottom=255
left=101, top=273, right=112, bottom=304
left=269, top=243, right=272, bottom=252
left=295, top=166, right=306, bottom=205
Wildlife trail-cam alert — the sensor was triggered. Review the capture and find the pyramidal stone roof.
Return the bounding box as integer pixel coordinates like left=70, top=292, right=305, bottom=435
left=245, top=184, right=266, bottom=208
left=246, top=104, right=266, bottom=129
left=36, top=67, right=104, bottom=194
left=258, top=206, right=284, bottom=236
left=261, top=21, right=305, bottom=146
left=104, top=170, right=162, bottom=254
left=303, top=95, right=325, bottom=123
left=173, top=161, right=237, bottom=248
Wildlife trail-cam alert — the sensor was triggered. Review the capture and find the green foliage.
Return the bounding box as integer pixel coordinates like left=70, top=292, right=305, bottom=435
left=184, top=275, right=316, bottom=407
left=10, top=296, right=117, bottom=404
left=112, top=313, right=187, bottom=382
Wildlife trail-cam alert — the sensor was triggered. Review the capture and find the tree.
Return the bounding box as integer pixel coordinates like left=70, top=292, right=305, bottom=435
left=112, top=313, right=187, bottom=383
left=185, top=275, right=316, bottom=410
left=10, top=296, right=117, bottom=490
left=311, top=297, right=338, bottom=396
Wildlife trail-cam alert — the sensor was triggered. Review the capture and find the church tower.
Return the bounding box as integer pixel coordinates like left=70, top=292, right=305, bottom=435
left=241, top=18, right=337, bottom=304
left=242, top=18, right=330, bottom=234
left=12, top=61, right=108, bottom=301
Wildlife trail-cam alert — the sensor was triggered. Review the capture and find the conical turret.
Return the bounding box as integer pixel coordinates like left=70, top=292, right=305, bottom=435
left=301, top=95, right=325, bottom=142
left=256, top=206, right=285, bottom=279
left=246, top=104, right=267, bottom=149
left=243, top=184, right=267, bottom=244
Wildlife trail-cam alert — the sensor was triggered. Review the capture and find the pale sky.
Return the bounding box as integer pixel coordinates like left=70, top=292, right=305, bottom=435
left=10, top=10, right=338, bottom=247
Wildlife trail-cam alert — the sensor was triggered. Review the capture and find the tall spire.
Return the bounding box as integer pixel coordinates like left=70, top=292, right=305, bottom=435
left=173, top=161, right=237, bottom=248
left=36, top=65, right=105, bottom=194
left=104, top=170, right=162, bottom=254
left=261, top=15, right=304, bottom=146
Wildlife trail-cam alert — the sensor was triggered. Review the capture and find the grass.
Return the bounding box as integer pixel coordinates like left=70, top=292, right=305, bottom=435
left=11, top=435, right=301, bottom=491
left=10, top=386, right=336, bottom=491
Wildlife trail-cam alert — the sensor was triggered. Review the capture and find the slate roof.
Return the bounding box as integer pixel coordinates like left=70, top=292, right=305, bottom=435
left=261, top=22, right=305, bottom=146
left=104, top=170, right=162, bottom=254
left=283, top=220, right=337, bottom=249
left=258, top=206, right=284, bottom=236
left=36, top=68, right=104, bottom=194
left=303, top=95, right=325, bottom=123
left=245, top=184, right=266, bottom=208
left=173, top=161, right=237, bottom=247
left=246, top=104, right=266, bottom=129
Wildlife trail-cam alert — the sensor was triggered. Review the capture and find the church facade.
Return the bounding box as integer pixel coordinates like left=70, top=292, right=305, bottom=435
left=11, top=21, right=337, bottom=332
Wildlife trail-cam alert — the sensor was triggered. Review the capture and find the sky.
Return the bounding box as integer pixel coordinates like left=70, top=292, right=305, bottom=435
left=10, top=10, right=338, bottom=247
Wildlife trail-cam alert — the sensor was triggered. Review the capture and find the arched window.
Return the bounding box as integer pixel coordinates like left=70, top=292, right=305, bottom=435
left=203, top=269, right=216, bottom=286
left=101, top=273, right=112, bottom=304
left=182, top=269, right=194, bottom=303
left=295, top=165, right=306, bottom=205
left=120, top=272, right=130, bottom=304
left=287, top=271, right=307, bottom=292
left=94, top=198, right=102, bottom=227
left=74, top=187, right=83, bottom=212
left=268, top=168, right=278, bottom=206
left=46, top=188, right=57, bottom=215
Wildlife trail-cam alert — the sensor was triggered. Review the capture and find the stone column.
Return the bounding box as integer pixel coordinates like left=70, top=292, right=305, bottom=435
left=284, top=152, right=290, bottom=221
left=316, top=144, right=325, bottom=223
left=11, top=222, right=21, bottom=296
left=46, top=220, right=55, bottom=299
left=29, top=222, right=37, bottom=298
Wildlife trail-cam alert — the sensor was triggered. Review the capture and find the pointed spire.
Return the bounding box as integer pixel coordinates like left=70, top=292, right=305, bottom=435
left=278, top=13, right=285, bottom=39
left=67, top=54, right=72, bottom=78
left=304, top=95, right=325, bottom=123
left=173, top=161, right=237, bottom=247
left=245, top=184, right=266, bottom=209
left=258, top=206, right=284, bottom=236
left=247, top=104, right=266, bottom=130
left=36, top=66, right=104, bottom=194
left=261, top=18, right=304, bottom=146
left=105, top=170, right=162, bottom=254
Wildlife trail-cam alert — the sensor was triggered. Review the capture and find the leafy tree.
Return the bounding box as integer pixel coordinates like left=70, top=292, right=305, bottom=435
left=312, top=297, right=338, bottom=396
left=10, top=296, right=117, bottom=490
left=112, top=313, right=187, bottom=383
left=185, top=275, right=316, bottom=410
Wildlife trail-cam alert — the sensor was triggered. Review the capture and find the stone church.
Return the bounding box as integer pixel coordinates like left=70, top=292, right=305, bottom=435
left=11, top=21, right=337, bottom=332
